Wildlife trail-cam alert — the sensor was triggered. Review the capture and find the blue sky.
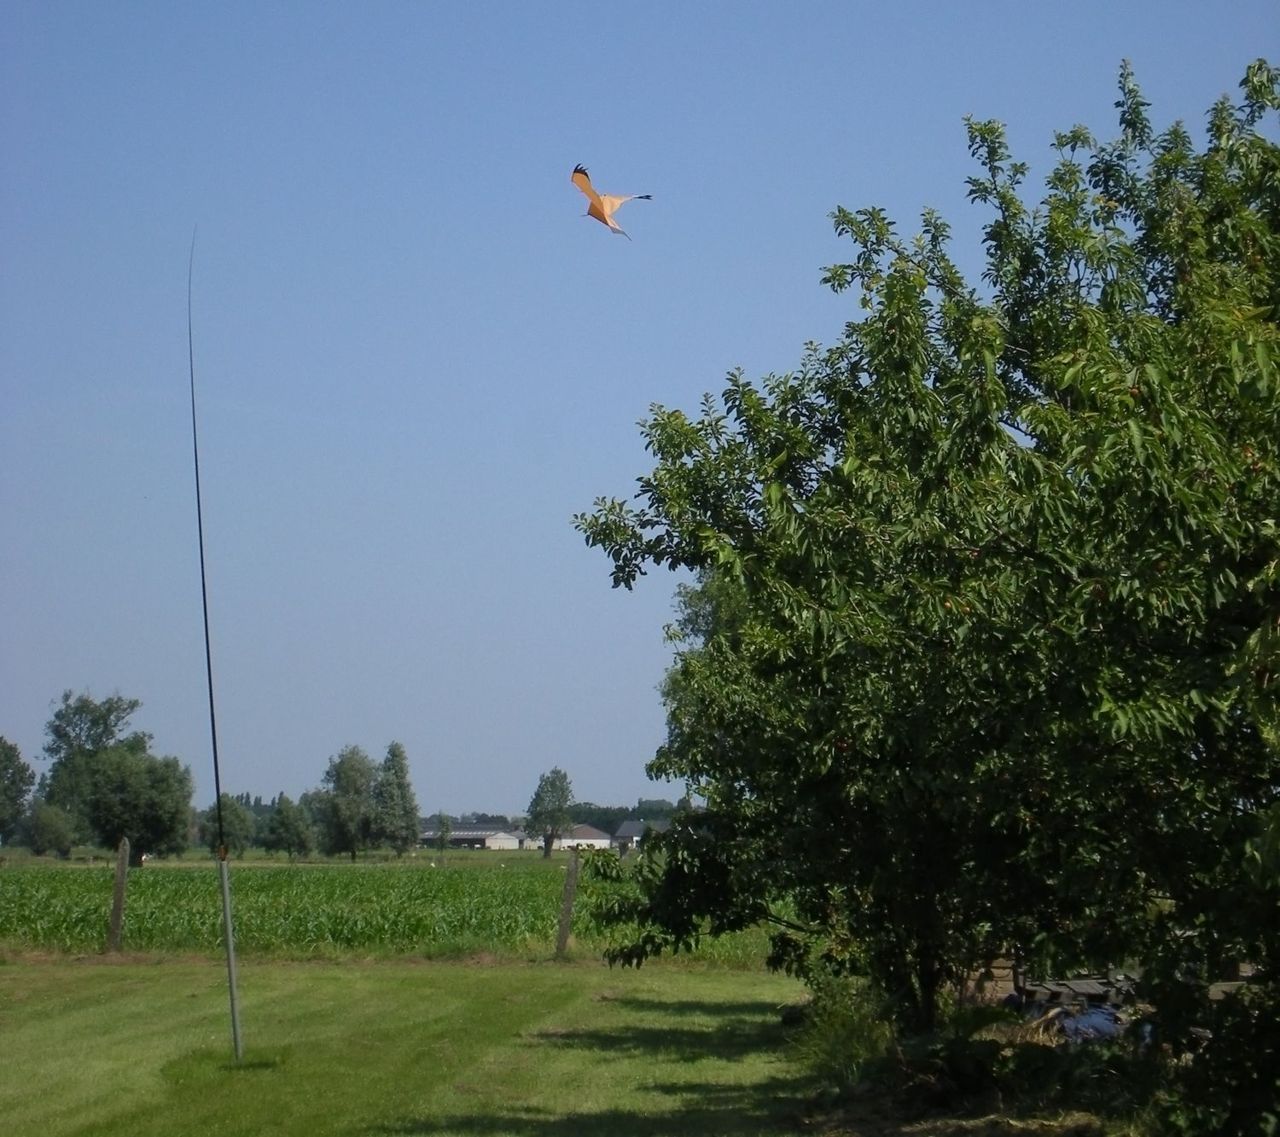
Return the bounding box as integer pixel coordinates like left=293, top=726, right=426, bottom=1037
left=2, top=3, right=1274, bottom=815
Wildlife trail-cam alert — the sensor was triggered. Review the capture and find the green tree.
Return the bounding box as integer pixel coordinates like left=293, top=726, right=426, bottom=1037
left=21, top=799, right=74, bottom=858
left=569, top=802, right=630, bottom=835
left=372, top=741, right=420, bottom=855
left=42, top=691, right=150, bottom=840
left=636, top=798, right=678, bottom=819
left=199, top=793, right=256, bottom=858
left=263, top=794, right=314, bottom=860
left=312, top=745, right=377, bottom=861
left=577, top=60, right=1279, bottom=1042
left=433, top=811, right=452, bottom=854
left=85, top=747, right=193, bottom=865
left=527, top=767, right=574, bottom=857
left=0, top=736, right=36, bottom=845
left=464, top=812, right=511, bottom=827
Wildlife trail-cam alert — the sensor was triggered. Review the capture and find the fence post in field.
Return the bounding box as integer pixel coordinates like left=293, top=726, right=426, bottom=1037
left=107, top=837, right=129, bottom=952
left=556, top=846, right=580, bottom=959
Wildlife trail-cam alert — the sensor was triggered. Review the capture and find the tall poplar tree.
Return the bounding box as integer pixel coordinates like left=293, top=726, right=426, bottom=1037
left=373, top=741, right=421, bottom=855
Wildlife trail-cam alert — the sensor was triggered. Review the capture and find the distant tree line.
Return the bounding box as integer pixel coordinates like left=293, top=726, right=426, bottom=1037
left=2, top=693, right=678, bottom=863
left=569, top=797, right=683, bottom=836
left=192, top=741, right=423, bottom=860
left=1, top=692, right=422, bottom=862
left=423, top=799, right=681, bottom=837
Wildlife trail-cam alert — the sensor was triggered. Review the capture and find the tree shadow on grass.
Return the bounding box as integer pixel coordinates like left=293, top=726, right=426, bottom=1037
left=599, top=996, right=794, bottom=1018
left=529, top=1012, right=787, bottom=1064
left=374, top=1079, right=810, bottom=1137
left=376, top=1097, right=1100, bottom=1137
left=373, top=997, right=815, bottom=1137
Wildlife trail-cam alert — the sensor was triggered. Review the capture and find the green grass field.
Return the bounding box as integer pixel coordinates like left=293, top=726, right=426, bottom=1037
left=0, top=954, right=811, bottom=1137
left=0, top=859, right=1124, bottom=1136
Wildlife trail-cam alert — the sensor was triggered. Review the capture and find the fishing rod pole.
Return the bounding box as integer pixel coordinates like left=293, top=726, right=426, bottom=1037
left=188, top=228, right=244, bottom=1061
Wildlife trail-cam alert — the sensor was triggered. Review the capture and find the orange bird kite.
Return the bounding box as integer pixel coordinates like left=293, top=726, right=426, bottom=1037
left=572, top=164, right=652, bottom=239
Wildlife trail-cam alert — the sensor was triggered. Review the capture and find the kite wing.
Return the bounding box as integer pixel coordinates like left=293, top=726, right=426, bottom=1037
left=571, top=165, right=602, bottom=210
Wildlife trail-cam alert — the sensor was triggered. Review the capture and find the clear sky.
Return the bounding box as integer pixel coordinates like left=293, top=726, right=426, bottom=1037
left=2, top=3, right=1274, bottom=816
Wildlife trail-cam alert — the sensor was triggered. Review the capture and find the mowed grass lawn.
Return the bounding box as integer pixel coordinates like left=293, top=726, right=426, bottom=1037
left=0, top=954, right=812, bottom=1137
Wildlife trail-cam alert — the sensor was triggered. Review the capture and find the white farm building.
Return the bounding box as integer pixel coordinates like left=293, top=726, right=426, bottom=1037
left=551, top=823, right=612, bottom=851
left=419, top=827, right=529, bottom=851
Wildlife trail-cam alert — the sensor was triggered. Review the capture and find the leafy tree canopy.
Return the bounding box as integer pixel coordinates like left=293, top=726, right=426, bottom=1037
left=0, top=736, right=36, bottom=844
left=43, top=690, right=151, bottom=840
left=200, top=793, right=256, bottom=858
left=577, top=61, right=1280, bottom=1042
left=85, top=746, right=193, bottom=866
left=312, top=745, right=378, bottom=861
left=461, top=812, right=511, bottom=828
left=571, top=798, right=679, bottom=835
left=635, top=797, right=679, bottom=818
left=527, top=767, right=574, bottom=857
left=262, top=793, right=314, bottom=860
left=569, top=802, right=631, bottom=835
left=21, top=799, right=74, bottom=858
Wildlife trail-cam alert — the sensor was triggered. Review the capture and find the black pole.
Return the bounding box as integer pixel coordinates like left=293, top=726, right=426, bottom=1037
left=188, top=230, right=226, bottom=853
left=187, top=229, right=243, bottom=1060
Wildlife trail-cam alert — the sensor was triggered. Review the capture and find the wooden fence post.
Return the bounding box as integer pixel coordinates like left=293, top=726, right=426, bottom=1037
left=107, top=837, right=129, bottom=952
left=555, top=847, right=580, bottom=959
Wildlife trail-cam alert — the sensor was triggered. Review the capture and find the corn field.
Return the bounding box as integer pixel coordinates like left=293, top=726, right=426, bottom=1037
left=1, top=861, right=580, bottom=956
left=0, top=859, right=768, bottom=963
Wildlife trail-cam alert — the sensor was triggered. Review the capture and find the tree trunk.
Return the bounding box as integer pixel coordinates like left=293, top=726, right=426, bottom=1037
left=876, top=940, right=942, bottom=1035
left=914, top=952, right=941, bottom=1034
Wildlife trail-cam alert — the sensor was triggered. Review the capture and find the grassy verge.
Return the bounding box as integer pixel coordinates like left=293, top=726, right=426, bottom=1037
left=0, top=954, right=811, bottom=1137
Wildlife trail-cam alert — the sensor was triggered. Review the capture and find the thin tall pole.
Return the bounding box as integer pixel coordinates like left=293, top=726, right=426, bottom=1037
left=188, top=230, right=244, bottom=1061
